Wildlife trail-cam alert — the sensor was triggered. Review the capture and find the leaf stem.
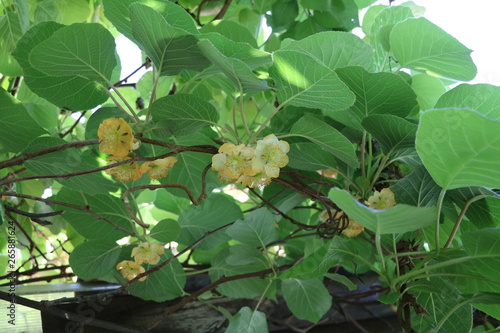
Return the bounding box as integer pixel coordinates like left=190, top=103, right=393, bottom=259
left=361, top=131, right=367, bottom=178
left=435, top=188, right=447, bottom=253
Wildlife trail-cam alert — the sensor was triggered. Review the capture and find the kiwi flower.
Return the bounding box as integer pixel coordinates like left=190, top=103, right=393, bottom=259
left=319, top=210, right=364, bottom=238
left=106, top=156, right=143, bottom=182
left=252, top=134, right=289, bottom=178
left=131, top=242, right=165, bottom=265
left=367, top=188, right=396, bottom=210
left=212, top=143, right=255, bottom=180
left=98, top=118, right=134, bottom=157
left=116, top=260, right=146, bottom=281
left=140, top=157, right=178, bottom=180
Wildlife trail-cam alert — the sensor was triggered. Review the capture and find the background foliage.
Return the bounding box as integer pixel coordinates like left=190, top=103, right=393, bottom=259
left=1, top=0, right=500, bottom=332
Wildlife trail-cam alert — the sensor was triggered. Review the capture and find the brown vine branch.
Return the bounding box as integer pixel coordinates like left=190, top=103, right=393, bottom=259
left=0, top=139, right=99, bottom=170
left=4, top=205, right=65, bottom=226
left=0, top=192, right=137, bottom=237
left=0, top=291, right=141, bottom=333
left=144, top=263, right=294, bottom=332
left=59, top=111, right=87, bottom=138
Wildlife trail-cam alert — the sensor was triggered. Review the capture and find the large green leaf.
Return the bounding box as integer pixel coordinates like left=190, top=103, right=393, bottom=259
left=69, top=240, right=121, bottom=280
left=226, top=307, right=268, bottom=333
left=269, top=50, right=355, bottom=111
left=125, top=251, right=186, bottom=302
left=0, top=12, right=23, bottom=76
left=177, top=194, right=243, bottom=249
left=55, top=187, right=134, bottom=241
left=368, top=6, right=413, bottom=71
left=0, top=88, right=47, bottom=154
left=29, top=23, right=116, bottom=82
left=411, top=74, right=447, bottom=111
left=12, top=21, right=109, bottom=110
left=309, top=0, right=359, bottom=31
left=289, top=116, right=359, bottom=168
left=150, top=94, right=219, bottom=136
left=416, top=108, right=500, bottom=190
left=328, top=188, right=437, bottom=234
left=198, top=39, right=269, bottom=92
left=210, top=245, right=275, bottom=299
left=410, top=277, right=472, bottom=333
left=199, top=33, right=272, bottom=69
left=200, top=20, right=257, bottom=47
left=331, top=66, right=417, bottom=129
left=130, top=3, right=209, bottom=76
left=161, top=132, right=219, bottom=200
left=281, top=31, right=373, bottom=70
left=462, top=229, right=500, bottom=283
left=448, top=187, right=500, bottom=229
left=391, top=165, right=441, bottom=207
left=103, top=0, right=199, bottom=43
left=226, top=208, right=278, bottom=247
left=361, top=114, right=417, bottom=153
left=287, top=142, right=337, bottom=171
left=435, top=83, right=500, bottom=121
left=282, top=278, right=332, bottom=323
left=391, top=17, right=477, bottom=81
left=149, top=219, right=181, bottom=243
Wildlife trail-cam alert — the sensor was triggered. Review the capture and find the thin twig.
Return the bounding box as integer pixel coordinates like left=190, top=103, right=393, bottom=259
left=59, top=111, right=87, bottom=138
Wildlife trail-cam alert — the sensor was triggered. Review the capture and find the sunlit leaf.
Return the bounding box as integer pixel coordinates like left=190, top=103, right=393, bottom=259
left=416, top=108, right=500, bottom=189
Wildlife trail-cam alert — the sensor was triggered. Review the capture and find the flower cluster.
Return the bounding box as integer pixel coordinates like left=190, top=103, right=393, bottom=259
left=318, top=188, right=396, bottom=238
left=212, top=134, right=289, bottom=188
left=98, top=118, right=177, bottom=182
left=116, top=242, right=165, bottom=282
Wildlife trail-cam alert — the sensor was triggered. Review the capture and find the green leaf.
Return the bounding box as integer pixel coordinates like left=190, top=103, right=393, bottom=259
left=462, top=229, right=500, bottom=283
left=177, top=194, right=243, bottom=250
left=269, top=50, right=355, bottom=111
left=377, top=292, right=401, bottom=304
left=0, top=12, right=23, bottom=76
left=12, top=21, right=109, bottom=110
left=197, top=33, right=272, bottom=69
left=324, top=273, right=357, bottom=291
left=198, top=39, right=269, bottom=92
left=416, top=108, right=500, bottom=189
left=280, top=241, right=339, bottom=280
left=411, top=277, right=472, bottom=333
left=369, top=6, right=413, bottom=71
left=53, top=0, right=92, bottom=25
left=310, top=0, right=359, bottom=32
left=0, top=88, right=47, bottom=154
left=200, top=20, right=257, bottom=47
left=162, top=133, right=219, bottom=200
left=361, top=115, right=417, bottom=153
left=391, top=17, right=477, bottom=81
left=29, top=23, right=117, bottom=82
left=328, top=188, right=437, bottom=234
left=149, top=219, right=181, bottom=243
left=103, top=0, right=199, bottom=43
left=435, top=83, right=500, bottom=121
left=210, top=245, right=275, bottom=299
left=287, top=142, right=337, bottom=171
left=150, top=94, right=220, bottom=136
left=226, top=208, right=278, bottom=247
left=226, top=307, right=269, bottom=333
left=125, top=250, right=186, bottom=302
left=55, top=187, right=134, bottom=241
left=69, top=240, right=121, bottom=280
left=411, top=74, right=447, bottom=111
left=282, top=31, right=373, bottom=70
left=448, top=187, right=500, bottom=229
left=154, top=190, right=190, bottom=215
left=331, top=66, right=417, bottom=129
left=391, top=166, right=441, bottom=207
left=289, top=116, right=359, bottom=168
left=130, top=3, right=209, bottom=76
left=282, top=278, right=332, bottom=323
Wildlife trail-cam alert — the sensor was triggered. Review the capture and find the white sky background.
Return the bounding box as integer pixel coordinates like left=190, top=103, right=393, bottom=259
left=116, top=0, right=500, bottom=85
